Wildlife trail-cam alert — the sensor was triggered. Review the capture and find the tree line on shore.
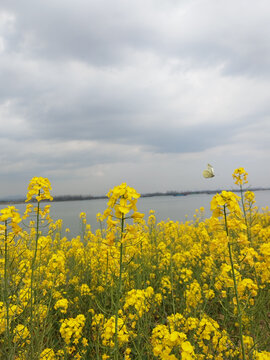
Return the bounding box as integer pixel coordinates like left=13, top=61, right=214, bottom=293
left=1, top=187, right=270, bottom=204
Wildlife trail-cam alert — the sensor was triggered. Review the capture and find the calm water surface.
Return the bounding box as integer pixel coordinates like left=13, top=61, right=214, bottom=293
left=3, top=190, right=270, bottom=236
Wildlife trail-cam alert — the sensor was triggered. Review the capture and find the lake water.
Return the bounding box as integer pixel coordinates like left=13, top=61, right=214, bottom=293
left=2, top=190, right=270, bottom=236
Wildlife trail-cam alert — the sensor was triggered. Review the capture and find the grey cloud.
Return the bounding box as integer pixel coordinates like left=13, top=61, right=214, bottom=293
left=0, top=0, right=270, bottom=197
left=23, top=109, right=248, bottom=154
left=2, top=84, right=241, bottom=154
left=1, top=0, right=158, bottom=65
left=1, top=0, right=270, bottom=77
left=1, top=57, right=268, bottom=156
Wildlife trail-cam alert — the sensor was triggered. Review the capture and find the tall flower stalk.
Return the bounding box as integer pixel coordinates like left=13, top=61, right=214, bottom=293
left=232, top=167, right=270, bottom=344
left=211, top=191, right=246, bottom=360
left=101, top=183, right=144, bottom=360
left=3, top=220, right=9, bottom=348
left=25, top=177, right=53, bottom=359
left=29, top=193, right=40, bottom=345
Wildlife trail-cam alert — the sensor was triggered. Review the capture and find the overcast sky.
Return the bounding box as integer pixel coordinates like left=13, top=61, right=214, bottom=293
left=0, top=0, right=270, bottom=197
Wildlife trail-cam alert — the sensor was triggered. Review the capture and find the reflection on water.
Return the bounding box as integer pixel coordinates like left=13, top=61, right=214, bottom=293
left=2, top=191, right=270, bottom=236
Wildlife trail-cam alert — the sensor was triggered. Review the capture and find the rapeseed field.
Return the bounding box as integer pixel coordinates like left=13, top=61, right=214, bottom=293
left=0, top=168, right=270, bottom=359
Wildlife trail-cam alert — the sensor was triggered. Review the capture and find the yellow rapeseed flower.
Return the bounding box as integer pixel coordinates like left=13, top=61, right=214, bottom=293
left=211, top=191, right=241, bottom=218
left=39, top=348, right=56, bottom=360
left=0, top=206, right=22, bottom=234
left=232, top=167, right=248, bottom=186
left=54, top=298, right=68, bottom=314
left=104, top=183, right=141, bottom=219
left=13, top=324, right=30, bottom=345
left=26, top=176, right=53, bottom=202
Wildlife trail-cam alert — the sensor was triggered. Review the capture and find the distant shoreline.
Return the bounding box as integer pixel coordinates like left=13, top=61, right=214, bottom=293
left=1, top=187, right=270, bottom=205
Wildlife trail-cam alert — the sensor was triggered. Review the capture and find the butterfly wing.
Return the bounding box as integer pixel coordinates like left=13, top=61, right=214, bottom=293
left=207, top=164, right=214, bottom=176
left=203, top=170, right=212, bottom=178
left=203, top=164, right=215, bottom=178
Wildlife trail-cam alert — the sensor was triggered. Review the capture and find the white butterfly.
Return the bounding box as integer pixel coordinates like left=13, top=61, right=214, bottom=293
left=203, top=164, right=215, bottom=178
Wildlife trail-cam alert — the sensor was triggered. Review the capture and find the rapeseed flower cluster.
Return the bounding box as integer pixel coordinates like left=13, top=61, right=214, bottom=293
left=123, top=287, right=157, bottom=319
left=54, top=298, right=69, bottom=314
left=102, top=182, right=144, bottom=230
left=210, top=190, right=241, bottom=218
left=151, top=324, right=195, bottom=360
left=13, top=324, right=30, bottom=346
left=0, top=205, right=22, bottom=234
left=233, top=167, right=248, bottom=186
left=59, top=314, right=86, bottom=345
left=26, top=177, right=53, bottom=203
left=39, top=348, right=56, bottom=360
left=0, top=170, right=270, bottom=359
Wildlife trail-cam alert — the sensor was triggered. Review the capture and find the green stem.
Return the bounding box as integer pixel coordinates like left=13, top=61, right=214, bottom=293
left=4, top=220, right=11, bottom=358
left=30, top=197, right=40, bottom=359
left=121, top=213, right=125, bottom=238
left=223, top=205, right=229, bottom=237
left=114, top=214, right=125, bottom=360
left=224, top=206, right=246, bottom=360
left=169, top=248, right=176, bottom=315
